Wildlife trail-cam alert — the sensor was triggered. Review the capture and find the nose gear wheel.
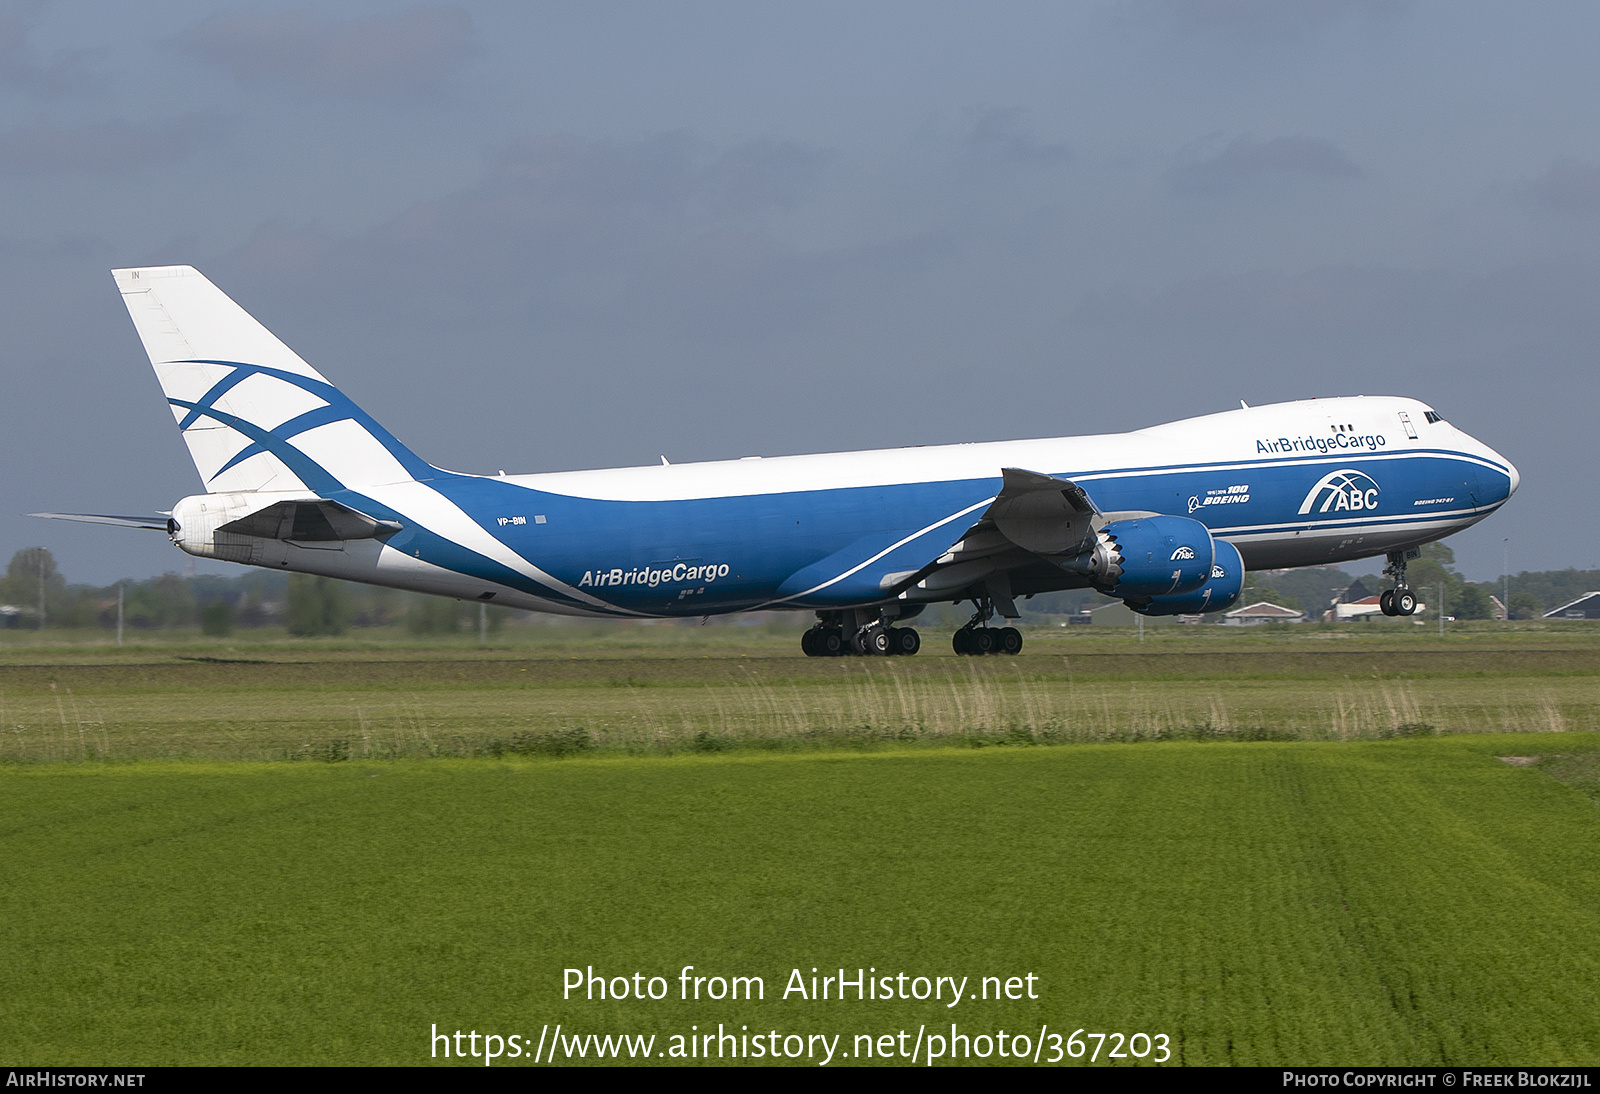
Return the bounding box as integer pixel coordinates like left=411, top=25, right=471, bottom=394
left=1380, top=549, right=1419, bottom=616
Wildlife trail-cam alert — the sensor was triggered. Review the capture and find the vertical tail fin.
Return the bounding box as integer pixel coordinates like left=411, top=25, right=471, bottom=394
left=113, top=265, right=432, bottom=494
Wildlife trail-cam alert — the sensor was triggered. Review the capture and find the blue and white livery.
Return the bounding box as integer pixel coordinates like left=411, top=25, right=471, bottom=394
left=42, top=265, right=1519, bottom=656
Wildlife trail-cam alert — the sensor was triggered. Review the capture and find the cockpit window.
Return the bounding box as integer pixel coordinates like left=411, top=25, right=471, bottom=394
left=1423, top=410, right=1444, bottom=424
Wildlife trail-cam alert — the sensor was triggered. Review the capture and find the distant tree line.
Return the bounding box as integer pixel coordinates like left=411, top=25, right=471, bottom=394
left=0, top=548, right=510, bottom=635
left=4, top=542, right=1595, bottom=632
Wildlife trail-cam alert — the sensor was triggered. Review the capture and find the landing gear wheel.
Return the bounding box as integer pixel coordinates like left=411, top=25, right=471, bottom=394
left=952, top=629, right=973, bottom=655
left=999, top=627, right=1023, bottom=655
left=1382, top=549, right=1420, bottom=619
left=819, top=628, right=844, bottom=656
left=855, top=627, right=891, bottom=656
left=892, top=627, right=921, bottom=656
left=801, top=629, right=819, bottom=656
left=973, top=628, right=997, bottom=655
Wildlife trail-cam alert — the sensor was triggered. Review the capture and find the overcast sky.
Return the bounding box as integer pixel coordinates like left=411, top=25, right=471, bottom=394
left=3, top=0, right=1596, bottom=585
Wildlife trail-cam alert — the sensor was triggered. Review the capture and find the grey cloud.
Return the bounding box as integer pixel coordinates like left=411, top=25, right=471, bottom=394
left=1165, top=135, right=1362, bottom=195
left=466, top=134, right=828, bottom=225
left=0, top=0, right=93, bottom=95
left=219, top=133, right=881, bottom=341
left=1139, top=0, right=1413, bottom=40
left=0, top=231, right=109, bottom=259
left=964, top=108, right=1071, bottom=167
left=204, top=132, right=956, bottom=481
left=181, top=6, right=473, bottom=98
left=707, top=139, right=833, bottom=215
left=0, top=113, right=228, bottom=174
left=1076, top=260, right=1600, bottom=346
left=1521, top=157, right=1600, bottom=215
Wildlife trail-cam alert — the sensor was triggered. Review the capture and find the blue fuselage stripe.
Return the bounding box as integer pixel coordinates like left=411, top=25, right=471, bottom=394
left=397, top=448, right=1511, bottom=616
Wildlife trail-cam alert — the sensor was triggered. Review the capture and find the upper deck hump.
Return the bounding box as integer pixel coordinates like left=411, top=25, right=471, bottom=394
left=501, top=395, right=1449, bottom=503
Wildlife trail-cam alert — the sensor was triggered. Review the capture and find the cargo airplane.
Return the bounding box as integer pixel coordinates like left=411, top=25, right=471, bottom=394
left=36, top=265, right=1519, bottom=655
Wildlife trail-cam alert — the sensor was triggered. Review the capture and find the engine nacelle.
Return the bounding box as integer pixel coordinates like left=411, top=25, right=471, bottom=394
left=1128, top=540, right=1244, bottom=616
left=1082, top=515, right=1215, bottom=599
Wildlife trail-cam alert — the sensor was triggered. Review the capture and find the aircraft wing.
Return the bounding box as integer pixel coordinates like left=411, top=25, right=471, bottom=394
left=771, top=499, right=995, bottom=607
left=883, top=468, right=1109, bottom=613
left=982, top=467, right=1099, bottom=556
left=773, top=468, right=1103, bottom=610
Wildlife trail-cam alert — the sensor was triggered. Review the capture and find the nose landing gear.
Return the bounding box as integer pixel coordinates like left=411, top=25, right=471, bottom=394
left=1380, top=549, right=1420, bottom=617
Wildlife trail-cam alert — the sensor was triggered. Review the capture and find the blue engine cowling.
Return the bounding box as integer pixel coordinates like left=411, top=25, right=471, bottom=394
left=1091, top=515, right=1216, bottom=599
left=1129, top=540, right=1245, bottom=616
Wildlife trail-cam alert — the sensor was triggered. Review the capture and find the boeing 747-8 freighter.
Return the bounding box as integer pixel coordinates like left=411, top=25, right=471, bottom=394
left=36, top=265, right=1518, bottom=656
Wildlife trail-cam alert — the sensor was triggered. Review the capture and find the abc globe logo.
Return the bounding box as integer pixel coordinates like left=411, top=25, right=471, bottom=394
left=1298, top=469, right=1381, bottom=514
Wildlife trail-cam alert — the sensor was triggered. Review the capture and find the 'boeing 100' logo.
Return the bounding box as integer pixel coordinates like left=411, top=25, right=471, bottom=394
left=1298, top=469, right=1381, bottom=515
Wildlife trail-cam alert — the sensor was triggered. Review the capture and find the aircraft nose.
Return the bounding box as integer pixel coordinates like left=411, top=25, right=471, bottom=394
left=1483, top=444, right=1519, bottom=501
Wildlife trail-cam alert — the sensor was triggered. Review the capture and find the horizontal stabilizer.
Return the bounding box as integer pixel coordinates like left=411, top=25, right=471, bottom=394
left=217, top=498, right=401, bottom=542
left=30, top=512, right=170, bottom=531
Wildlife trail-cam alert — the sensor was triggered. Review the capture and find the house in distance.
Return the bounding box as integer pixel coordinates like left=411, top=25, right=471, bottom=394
left=1224, top=602, right=1306, bottom=625
left=1544, top=593, right=1600, bottom=620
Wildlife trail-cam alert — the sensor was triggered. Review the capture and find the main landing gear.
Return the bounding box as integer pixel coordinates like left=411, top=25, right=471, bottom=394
left=1380, top=548, right=1419, bottom=617
left=802, top=611, right=922, bottom=657
left=800, top=598, right=1025, bottom=657
left=952, top=599, right=1023, bottom=656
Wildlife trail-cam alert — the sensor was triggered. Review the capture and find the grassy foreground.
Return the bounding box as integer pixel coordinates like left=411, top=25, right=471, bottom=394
left=4, top=627, right=1600, bottom=761
left=4, top=734, right=1599, bottom=1066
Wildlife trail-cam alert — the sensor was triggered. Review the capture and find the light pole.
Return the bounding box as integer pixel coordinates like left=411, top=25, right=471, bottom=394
left=1503, top=538, right=1510, bottom=622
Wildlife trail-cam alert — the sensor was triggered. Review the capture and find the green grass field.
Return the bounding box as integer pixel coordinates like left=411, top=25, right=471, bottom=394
left=3, top=629, right=1599, bottom=1066
left=5, top=623, right=1600, bottom=761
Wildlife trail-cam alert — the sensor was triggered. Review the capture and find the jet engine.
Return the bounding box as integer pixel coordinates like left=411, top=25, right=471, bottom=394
left=1128, top=540, right=1244, bottom=616
left=1082, top=515, right=1215, bottom=599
